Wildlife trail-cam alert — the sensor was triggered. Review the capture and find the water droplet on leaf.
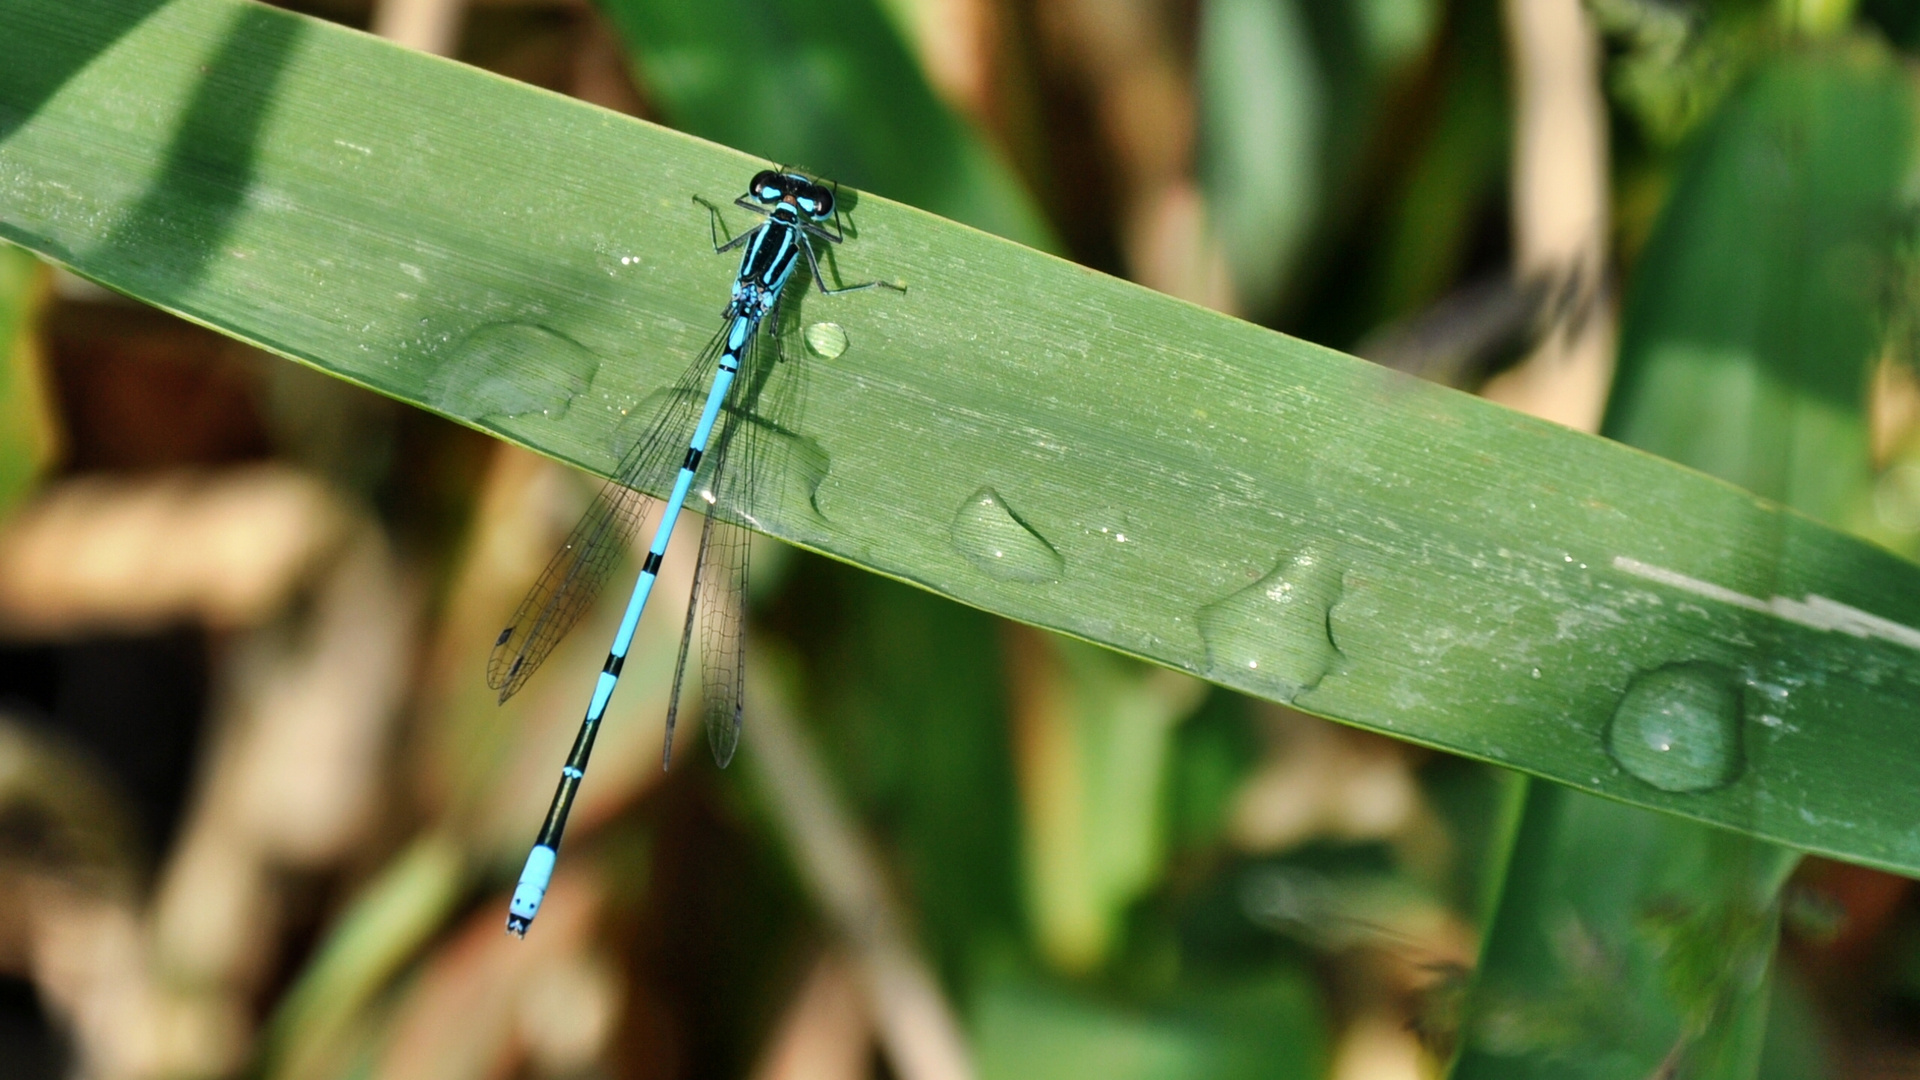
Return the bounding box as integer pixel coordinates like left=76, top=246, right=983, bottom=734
left=803, top=321, right=848, bottom=360
left=428, top=323, right=599, bottom=421
left=1198, top=549, right=1343, bottom=701
left=950, top=487, right=1063, bottom=582
left=1606, top=662, right=1744, bottom=793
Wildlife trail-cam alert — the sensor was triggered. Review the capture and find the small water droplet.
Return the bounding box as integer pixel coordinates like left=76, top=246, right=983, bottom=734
left=1197, top=549, right=1343, bottom=702
left=1605, top=662, right=1745, bottom=793
left=803, top=321, right=849, bottom=360
left=427, top=323, right=599, bottom=422
left=950, top=487, right=1063, bottom=582
left=1089, top=510, right=1137, bottom=545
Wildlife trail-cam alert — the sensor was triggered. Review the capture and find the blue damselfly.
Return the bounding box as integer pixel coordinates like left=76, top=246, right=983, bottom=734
left=490, top=169, right=901, bottom=936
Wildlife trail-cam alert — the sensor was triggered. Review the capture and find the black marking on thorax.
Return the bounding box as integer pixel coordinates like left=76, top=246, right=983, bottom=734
left=745, top=220, right=801, bottom=290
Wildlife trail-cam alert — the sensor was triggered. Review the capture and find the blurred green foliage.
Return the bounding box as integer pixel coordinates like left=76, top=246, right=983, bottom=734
left=595, top=0, right=1054, bottom=248
left=0, top=244, right=53, bottom=509
left=775, top=561, right=1026, bottom=990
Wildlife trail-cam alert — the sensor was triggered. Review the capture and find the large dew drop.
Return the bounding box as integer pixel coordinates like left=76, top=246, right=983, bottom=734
left=1605, top=662, right=1745, bottom=793
left=950, top=487, right=1064, bottom=583
left=427, top=322, right=600, bottom=421
left=1197, top=549, right=1342, bottom=701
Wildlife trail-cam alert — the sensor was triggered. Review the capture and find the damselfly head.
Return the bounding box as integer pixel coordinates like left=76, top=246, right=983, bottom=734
left=747, top=170, right=836, bottom=222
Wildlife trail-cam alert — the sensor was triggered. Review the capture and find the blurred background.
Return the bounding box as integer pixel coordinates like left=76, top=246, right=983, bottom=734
left=3, top=0, right=1920, bottom=1077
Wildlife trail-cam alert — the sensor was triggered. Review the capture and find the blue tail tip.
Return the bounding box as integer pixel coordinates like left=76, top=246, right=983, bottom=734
left=506, top=844, right=557, bottom=940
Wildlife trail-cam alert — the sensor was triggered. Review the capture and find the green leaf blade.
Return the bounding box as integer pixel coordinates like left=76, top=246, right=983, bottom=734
left=5, top=0, right=1920, bottom=878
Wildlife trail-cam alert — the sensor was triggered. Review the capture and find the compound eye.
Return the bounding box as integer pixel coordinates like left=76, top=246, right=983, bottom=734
left=748, top=170, right=783, bottom=203
left=798, top=183, right=835, bottom=220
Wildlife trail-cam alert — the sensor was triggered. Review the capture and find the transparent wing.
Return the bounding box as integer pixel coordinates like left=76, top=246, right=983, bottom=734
left=659, top=309, right=802, bottom=768
left=487, top=327, right=727, bottom=703
left=660, top=341, right=754, bottom=769
left=486, top=473, right=652, bottom=703
left=697, top=512, right=752, bottom=767
left=660, top=502, right=751, bottom=769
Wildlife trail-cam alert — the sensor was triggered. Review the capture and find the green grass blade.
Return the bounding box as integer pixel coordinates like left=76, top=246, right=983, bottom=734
left=1456, top=48, right=1913, bottom=1078
left=5, top=0, right=1920, bottom=878
left=1604, top=52, right=1908, bottom=527
left=1457, top=783, right=1794, bottom=1079
left=0, top=244, right=55, bottom=508
left=1195, top=0, right=1323, bottom=313
left=259, top=834, right=467, bottom=1080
